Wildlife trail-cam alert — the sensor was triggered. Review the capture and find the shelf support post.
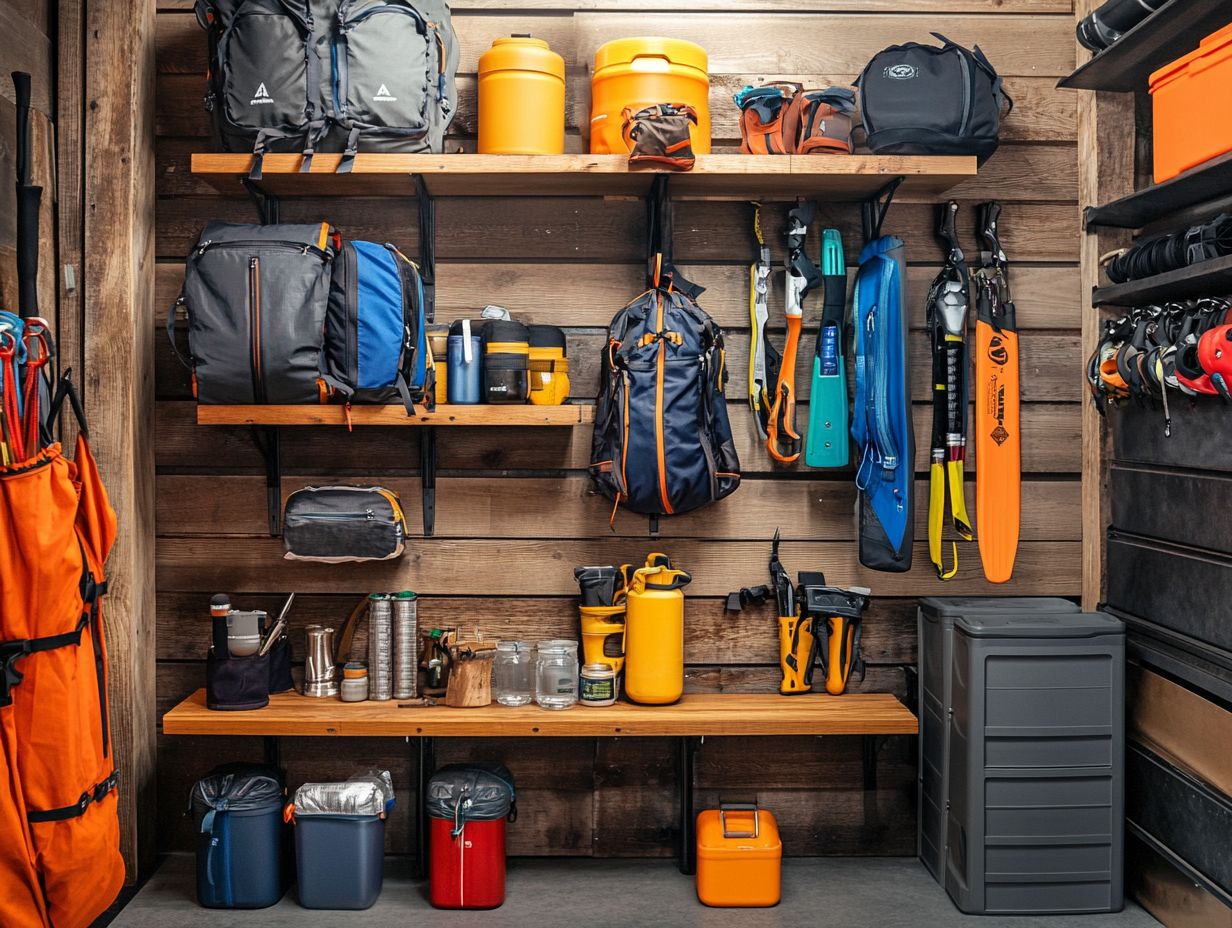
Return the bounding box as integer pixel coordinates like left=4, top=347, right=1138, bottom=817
left=412, top=174, right=435, bottom=321
left=251, top=425, right=282, bottom=536
left=420, top=426, right=437, bottom=537
left=241, top=177, right=280, bottom=225
left=415, top=735, right=436, bottom=880
left=677, top=735, right=700, bottom=875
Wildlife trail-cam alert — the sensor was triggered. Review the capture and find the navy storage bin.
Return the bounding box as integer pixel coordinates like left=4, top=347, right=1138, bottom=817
left=295, top=814, right=385, bottom=909
left=190, top=764, right=286, bottom=909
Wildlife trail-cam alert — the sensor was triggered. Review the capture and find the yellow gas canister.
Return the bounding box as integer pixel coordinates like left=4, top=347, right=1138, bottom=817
left=696, top=803, right=782, bottom=907
left=589, top=37, right=710, bottom=155
left=623, top=553, right=691, bottom=705
left=426, top=324, right=449, bottom=406
left=478, top=35, right=566, bottom=155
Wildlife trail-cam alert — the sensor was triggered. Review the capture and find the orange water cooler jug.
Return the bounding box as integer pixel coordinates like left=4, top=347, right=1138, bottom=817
left=589, top=37, right=710, bottom=155
left=623, top=554, right=691, bottom=705
left=478, top=36, right=566, bottom=155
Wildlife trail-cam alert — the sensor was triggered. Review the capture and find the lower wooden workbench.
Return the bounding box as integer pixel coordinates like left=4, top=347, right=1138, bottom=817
left=163, top=690, right=918, bottom=874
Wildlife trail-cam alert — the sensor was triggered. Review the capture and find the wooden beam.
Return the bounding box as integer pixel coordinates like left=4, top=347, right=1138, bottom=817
left=163, top=690, right=918, bottom=738
left=84, top=0, right=158, bottom=883
left=1075, top=0, right=1135, bottom=610
left=56, top=0, right=86, bottom=447
left=196, top=404, right=594, bottom=427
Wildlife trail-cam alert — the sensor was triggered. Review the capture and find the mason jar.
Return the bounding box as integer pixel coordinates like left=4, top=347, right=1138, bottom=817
left=534, top=639, right=579, bottom=710
left=493, top=640, right=535, bottom=707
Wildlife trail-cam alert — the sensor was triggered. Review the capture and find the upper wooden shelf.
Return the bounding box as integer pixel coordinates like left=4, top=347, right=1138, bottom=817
left=1092, top=254, right=1232, bottom=307
left=190, top=153, right=976, bottom=200
left=1086, top=150, right=1232, bottom=230
left=163, top=689, right=918, bottom=738
left=196, top=404, right=594, bottom=427
left=1059, top=0, right=1231, bottom=92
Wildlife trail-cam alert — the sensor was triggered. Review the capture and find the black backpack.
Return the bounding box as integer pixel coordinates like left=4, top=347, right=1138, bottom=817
left=857, top=33, right=1012, bottom=165
left=169, top=222, right=337, bottom=404
left=195, top=0, right=460, bottom=177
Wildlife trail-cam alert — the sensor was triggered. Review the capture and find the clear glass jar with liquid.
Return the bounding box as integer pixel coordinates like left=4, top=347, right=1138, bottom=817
left=493, top=640, right=535, bottom=707
left=535, top=639, right=579, bottom=710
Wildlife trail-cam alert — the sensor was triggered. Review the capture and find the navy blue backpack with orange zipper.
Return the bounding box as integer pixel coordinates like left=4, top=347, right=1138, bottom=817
left=589, top=276, right=741, bottom=526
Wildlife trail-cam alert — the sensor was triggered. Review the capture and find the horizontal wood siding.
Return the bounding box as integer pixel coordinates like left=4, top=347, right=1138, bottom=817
left=153, top=0, right=1080, bottom=858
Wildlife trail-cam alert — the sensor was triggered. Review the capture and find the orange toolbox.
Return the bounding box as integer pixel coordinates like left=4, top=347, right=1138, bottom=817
left=696, top=803, right=782, bottom=907
left=1150, top=23, right=1232, bottom=183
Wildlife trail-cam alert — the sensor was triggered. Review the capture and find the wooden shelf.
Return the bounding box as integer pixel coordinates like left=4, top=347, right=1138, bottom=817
left=1093, top=254, right=1232, bottom=307
left=191, top=152, right=976, bottom=200
left=195, top=404, right=594, bottom=427
left=1086, top=150, right=1232, bottom=230
left=1059, top=0, right=1230, bottom=92
left=163, top=689, right=918, bottom=738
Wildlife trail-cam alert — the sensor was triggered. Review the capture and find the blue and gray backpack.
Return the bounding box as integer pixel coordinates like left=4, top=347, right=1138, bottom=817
left=321, top=241, right=433, bottom=411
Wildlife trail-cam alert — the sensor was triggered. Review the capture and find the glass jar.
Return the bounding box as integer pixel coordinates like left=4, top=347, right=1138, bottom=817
left=535, top=639, right=579, bottom=710
left=494, top=640, right=535, bottom=707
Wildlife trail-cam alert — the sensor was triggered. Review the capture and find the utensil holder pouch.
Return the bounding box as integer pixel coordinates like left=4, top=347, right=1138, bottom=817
left=206, top=649, right=271, bottom=710
left=267, top=637, right=295, bottom=694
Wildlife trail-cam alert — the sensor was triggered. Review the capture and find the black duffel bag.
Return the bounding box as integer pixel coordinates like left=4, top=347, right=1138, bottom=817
left=857, top=33, right=1012, bottom=165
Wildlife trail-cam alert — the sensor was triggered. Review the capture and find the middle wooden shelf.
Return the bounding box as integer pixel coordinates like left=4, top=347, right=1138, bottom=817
left=196, top=404, right=594, bottom=427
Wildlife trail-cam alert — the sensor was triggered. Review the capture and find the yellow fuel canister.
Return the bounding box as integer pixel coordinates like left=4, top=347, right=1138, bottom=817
left=589, top=37, right=710, bottom=155
left=479, top=35, right=566, bottom=155
left=623, top=553, right=691, bottom=705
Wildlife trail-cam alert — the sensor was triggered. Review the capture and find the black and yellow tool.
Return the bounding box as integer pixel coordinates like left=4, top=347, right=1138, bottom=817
left=926, top=201, right=974, bottom=580
left=797, top=573, right=870, bottom=696
left=729, top=533, right=871, bottom=696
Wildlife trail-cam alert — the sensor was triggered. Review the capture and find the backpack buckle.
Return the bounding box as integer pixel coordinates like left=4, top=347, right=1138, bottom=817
left=0, top=639, right=33, bottom=708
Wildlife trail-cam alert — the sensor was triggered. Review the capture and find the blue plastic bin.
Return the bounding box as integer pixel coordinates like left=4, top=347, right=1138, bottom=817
left=190, top=765, right=286, bottom=909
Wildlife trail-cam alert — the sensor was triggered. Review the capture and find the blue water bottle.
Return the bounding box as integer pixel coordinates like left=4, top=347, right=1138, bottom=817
left=446, top=319, right=482, bottom=404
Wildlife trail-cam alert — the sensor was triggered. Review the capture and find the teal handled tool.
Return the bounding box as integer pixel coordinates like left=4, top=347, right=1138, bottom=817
left=804, top=229, right=849, bottom=467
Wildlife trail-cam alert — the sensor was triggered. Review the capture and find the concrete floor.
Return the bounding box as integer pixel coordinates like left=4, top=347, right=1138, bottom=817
left=108, top=854, right=1160, bottom=928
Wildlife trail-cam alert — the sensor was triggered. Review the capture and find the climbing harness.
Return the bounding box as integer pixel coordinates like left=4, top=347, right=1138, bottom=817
left=748, top=205, right=772, bottom=440
left=926, top=201, right=974, bottom=580
left=804, top=228, right=850, bottom=467
left=973, top=201, right=1020, bottom=584
left=766, top=199, right=820, bottom=463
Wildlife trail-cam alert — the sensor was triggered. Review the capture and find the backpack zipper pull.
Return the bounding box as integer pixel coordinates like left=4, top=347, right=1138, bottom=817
left=197, top=239, right=213, bottom=256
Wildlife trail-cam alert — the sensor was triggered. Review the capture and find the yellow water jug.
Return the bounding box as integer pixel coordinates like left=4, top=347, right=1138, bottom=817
left=590, top=37, right=710, bottom=155
left=623, top=553, right=692, bottom=705
left=479, top=35, right=566, bottom=155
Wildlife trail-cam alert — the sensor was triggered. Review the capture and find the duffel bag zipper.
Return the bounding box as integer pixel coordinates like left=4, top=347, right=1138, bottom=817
left=653, top=292, right=674, bottom=515
left=957, top=52, right=973, bottom=137
left=248, top=256, right=266, bottom=404
left=196, top=239, right=330, bottom=260
left=292, top=509, right=376, bottom=521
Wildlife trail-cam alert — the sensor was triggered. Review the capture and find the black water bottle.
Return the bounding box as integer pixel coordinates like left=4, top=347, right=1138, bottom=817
left=210, top=594, right=231, bottom=655
left=1076, top=0, right=1166, bottom=52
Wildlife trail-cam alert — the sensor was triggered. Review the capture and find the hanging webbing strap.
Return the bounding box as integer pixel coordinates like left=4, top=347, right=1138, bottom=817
left=748, top=204, right=772, bottom=440
left=645, top=176, right=703, bottom=300
left=926, top=201, right=974, bottom=580
left=27, top=770, right=120, bottom=823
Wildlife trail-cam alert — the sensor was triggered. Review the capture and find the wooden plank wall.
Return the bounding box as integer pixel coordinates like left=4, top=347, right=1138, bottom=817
left=153, top=0, right=1081, bottom=858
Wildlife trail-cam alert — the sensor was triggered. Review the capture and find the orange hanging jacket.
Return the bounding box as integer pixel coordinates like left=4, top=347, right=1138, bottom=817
left=0, top=376, right=124, bottom=927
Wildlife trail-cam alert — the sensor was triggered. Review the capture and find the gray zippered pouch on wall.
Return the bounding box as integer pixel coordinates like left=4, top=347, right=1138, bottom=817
left=282, top=486, right=408, bottom=562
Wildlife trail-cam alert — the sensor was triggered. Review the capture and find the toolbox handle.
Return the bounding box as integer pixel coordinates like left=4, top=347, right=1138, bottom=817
left=719, top=802, right=760, bottom=839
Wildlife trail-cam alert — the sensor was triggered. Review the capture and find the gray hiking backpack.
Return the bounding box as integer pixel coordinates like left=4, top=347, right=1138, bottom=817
left=195, top=0, right=460, bottom=177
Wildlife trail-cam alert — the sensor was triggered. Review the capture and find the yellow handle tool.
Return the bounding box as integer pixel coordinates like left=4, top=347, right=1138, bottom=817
left=822, top=615, right=861, bottom=696
left=778, top=611, right=817, bottom=695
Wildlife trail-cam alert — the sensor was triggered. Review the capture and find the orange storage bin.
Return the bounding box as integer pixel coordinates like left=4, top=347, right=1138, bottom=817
left=696, top=803, right=781, bottom=907
left=1149, top=23, right=1232, bottom=183
left=589, top=37, right=710, bottom=155
left=479, top=36, right=566, bottom=154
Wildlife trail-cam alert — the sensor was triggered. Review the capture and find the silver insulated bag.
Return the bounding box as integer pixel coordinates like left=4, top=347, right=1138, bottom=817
left=195, top=0, right=461, bottom=176
left=169, top=222, right=337, bottom=404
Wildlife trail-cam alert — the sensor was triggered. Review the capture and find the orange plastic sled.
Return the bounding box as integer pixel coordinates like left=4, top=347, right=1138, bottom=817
left=0, top=376, right=124, bottom=927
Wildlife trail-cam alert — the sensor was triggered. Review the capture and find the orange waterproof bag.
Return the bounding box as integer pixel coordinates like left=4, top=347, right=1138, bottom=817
left=0, top=375, right=124, bottom=927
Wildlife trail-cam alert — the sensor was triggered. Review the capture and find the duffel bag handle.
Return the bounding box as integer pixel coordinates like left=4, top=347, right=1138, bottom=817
left=166, top=295, right=193, bottom=370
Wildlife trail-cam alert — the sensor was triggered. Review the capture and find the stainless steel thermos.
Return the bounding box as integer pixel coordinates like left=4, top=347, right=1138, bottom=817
left=304, top=625, right=339, bottom=697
